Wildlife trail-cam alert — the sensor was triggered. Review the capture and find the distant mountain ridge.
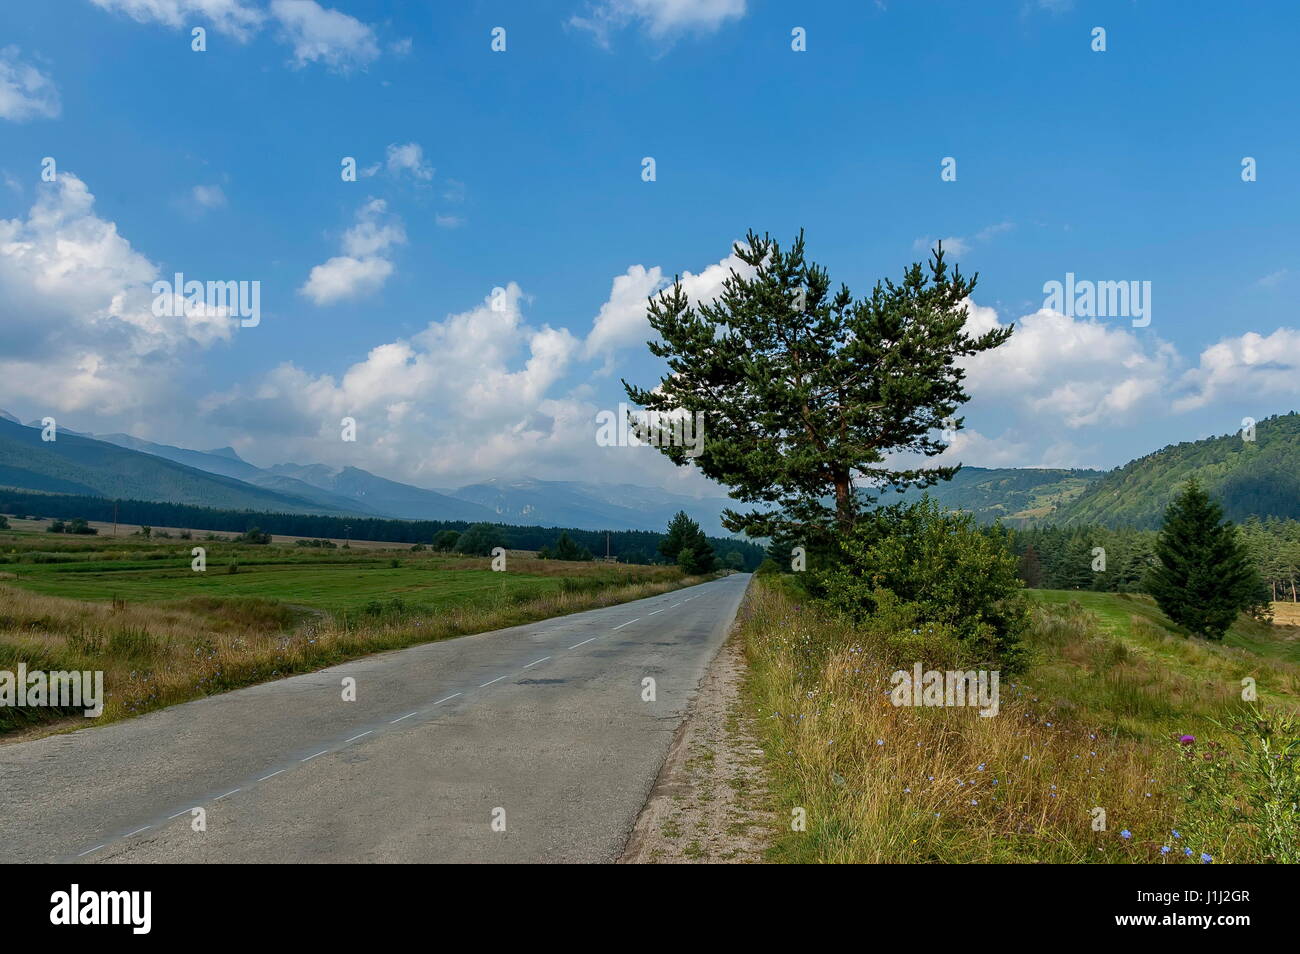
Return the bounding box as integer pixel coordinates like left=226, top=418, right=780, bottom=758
left=7, top=409, right=1293, bottom=534
left=0, top=411, right=738, bottom=533
left=0, top=418, right=347, bottom=514
left=268, top=463, right=499, bottom=524
left=95, top=433, right=383, bottom=515
left=452, top=477, right=734, bottom=536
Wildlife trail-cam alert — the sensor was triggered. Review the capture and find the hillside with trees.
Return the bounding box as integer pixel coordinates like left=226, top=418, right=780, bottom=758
left=1050, top=412, right=1300, bottom=528
left=886, top=465, right=1101, bottom=525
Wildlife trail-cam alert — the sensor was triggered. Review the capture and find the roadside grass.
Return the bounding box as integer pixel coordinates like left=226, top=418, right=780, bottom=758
left=742, top=577, right=1298, bottom=864
left=0, top=530, right=701, bottom=736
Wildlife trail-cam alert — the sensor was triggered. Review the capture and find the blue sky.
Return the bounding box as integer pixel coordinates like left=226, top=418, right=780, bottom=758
left=1, top=0, right=1297, bottom=494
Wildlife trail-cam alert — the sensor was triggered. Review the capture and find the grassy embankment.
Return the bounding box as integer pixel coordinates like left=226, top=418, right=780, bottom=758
left=741, top=575, right=1300, bottom=863
left=0, top=526, right=701, bottom=736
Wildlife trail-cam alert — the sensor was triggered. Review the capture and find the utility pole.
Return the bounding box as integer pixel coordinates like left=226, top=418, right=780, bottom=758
left=112, top=500, right=118, bottom=537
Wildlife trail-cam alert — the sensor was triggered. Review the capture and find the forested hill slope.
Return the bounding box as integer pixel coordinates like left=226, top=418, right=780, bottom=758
left=1051, top=412, right=1300, bottom=529
left=887, top=466, right=1102, bottom=525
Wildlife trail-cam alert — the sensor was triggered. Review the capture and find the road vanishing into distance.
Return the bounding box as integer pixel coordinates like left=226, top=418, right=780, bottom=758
left=0, top=574, right=750, bottom=863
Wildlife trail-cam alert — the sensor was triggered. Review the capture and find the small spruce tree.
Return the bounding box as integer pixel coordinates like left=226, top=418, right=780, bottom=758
left=1146, top=480, right=1261, bottom=640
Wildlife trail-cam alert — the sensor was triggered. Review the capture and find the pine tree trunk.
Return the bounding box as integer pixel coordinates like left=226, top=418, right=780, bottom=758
left=833, top=470, right=854, bottom=534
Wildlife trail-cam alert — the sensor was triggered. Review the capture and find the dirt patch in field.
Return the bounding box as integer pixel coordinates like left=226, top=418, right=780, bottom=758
left=619, top=632, right=771, bottom=864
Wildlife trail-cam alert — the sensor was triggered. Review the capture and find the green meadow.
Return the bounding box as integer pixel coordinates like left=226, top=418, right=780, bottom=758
left=0, top=526, right=697, bottom=735
left=5, top=552, right=570, bottom=615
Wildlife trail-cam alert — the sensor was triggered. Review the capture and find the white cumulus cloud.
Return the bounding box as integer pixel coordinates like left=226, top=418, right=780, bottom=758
left=299, top=198, right=405, bottom=305
left=1173, top=328, right=1300, bottom=412
left=89, top=0, right=266, bottom=40
left=383, top=142, right=433, bottom=181
left=0, top=173, right=237, bottom=414
left=89, top=0, right=390, bottom=70
left=0, top=46, right=61, bottom=121
left=204, top=283, right=596, bottom=486
left=270, top=0, right=380, bottom=71
left=583, top=249, right=756, bottom=362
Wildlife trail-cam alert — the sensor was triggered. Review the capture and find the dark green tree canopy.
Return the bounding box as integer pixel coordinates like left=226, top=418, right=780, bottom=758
left=1145, top=479, right=1262, bottom=640
left=658, top=510, right=716, bottom=574
left=658, top=510, right=699, bottom=563
left=455, top=523, right=505, bottom=556
left=540, top=531, right=593, bottom=561
left=623, top=230, right=1012, bottom=543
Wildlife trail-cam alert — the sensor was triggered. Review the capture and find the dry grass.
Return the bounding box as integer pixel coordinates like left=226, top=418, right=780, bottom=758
left=741, top=577, right=1284, bottom=864
left=1271, top=601, right=1300, bottom=627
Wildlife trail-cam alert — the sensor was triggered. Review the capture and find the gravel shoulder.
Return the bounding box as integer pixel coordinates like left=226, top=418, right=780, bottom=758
left=619, top=626, right=771, bottom=864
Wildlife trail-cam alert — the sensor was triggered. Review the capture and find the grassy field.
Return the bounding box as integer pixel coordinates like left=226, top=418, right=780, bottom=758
left=4, top=551, right=578, bottom=615
left=741, top=577, right=1300, bottom=864
left=0, top=525, right=700, bottom=737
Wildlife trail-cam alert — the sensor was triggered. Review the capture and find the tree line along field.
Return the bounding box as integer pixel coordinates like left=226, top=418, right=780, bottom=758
left=1006, top=515, right=1300, bottom=605
left=0, top=490, right=767, bottom=570
left=0, top=521, right=699, bottom=737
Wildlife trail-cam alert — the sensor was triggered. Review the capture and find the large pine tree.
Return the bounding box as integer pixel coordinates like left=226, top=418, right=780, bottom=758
left=1146, top=479, right=1260, bottom=639
left=622, top=230, right=1012, bottom=545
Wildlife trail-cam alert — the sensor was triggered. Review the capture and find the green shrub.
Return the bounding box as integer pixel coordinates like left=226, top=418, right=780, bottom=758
left=817, top=497, right=1029, bottom=672
left=455, top=523, right=504, bottom=556
left=432, top=530, right=461, bottom=552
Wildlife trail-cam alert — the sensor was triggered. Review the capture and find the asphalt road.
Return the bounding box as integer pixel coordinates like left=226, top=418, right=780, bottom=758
left=0, top=573, right=750, bottom=863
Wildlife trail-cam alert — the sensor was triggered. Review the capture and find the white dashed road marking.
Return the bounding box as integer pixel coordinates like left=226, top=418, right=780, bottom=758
left=69, top=580, right=722, bottom=861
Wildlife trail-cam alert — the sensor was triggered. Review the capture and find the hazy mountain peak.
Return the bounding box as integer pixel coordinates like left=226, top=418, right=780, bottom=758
left=204, top=446, right=246, bottom=462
